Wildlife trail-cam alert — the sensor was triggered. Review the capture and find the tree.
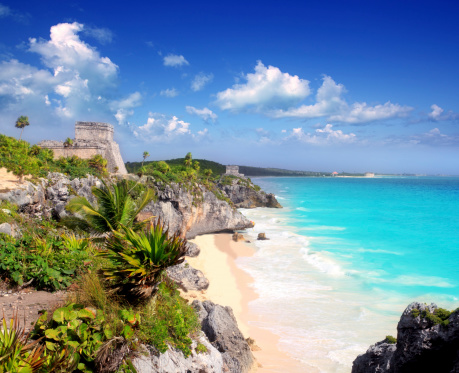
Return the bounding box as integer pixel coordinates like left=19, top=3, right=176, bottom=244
left=192, top=160, right=200, bottom=172
left=15, top=116, right=29, bottom=141
left=142, top=151, right=150, bottom=168
left=63, top=138, right=74, bottom=147
left=203, top=169, right=212, bottom=180
left=184, top=152, right=192, bottom=168
left=63, top=179, right=155, bottom=236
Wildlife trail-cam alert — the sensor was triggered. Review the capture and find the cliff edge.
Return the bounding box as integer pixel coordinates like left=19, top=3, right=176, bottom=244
left=352, top=302, right=459, bottom=373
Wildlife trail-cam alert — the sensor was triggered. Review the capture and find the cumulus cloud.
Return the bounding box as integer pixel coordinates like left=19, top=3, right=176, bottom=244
left=186, top=106, right=217, bottom=123
left=285, top=124, right=357, bottom=145
left=163, top=54, right=189, bottom=67
left=0, top=22, right=141, bottom=135
left=215, top=61, right=310, bottom=111
left=428, top=104, right=459, bottom=121
left=160, top=88, right=179, bottom=97
left=272, top=75, right=412, bottom=123
left=191, top=72, right=213, bottom=91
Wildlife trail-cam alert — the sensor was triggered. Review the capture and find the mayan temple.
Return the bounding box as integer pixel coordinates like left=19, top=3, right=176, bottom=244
left=38, top=121, right=127, bottom=174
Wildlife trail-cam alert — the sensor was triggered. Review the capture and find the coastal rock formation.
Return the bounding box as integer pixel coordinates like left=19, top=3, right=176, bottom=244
left=166, top=261, right=210, bottom=291
left=218, top=180, right=282, bottom=209
left=352, top=302, right=459, bottom=373
left=192, top=300, right=255, bottom=373
left=133, top=335, right=224, bottom=373
left=141, top=181, right=253, bottom=239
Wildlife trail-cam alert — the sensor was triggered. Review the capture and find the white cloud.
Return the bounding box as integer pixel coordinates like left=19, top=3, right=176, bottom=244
left=82, top=26, right=114, bottom=44
left=215, top=60, right=310, bottom=111
left=0, top=22, right=141, bottom=135
left=133, top=113, right=191, bottom=142
left=428, top=104, right=459, bottom=121
left=111, top=92, right=142, bottom=125
left=409, top=128, right=459, bottom=146
left=163, top=54, right=189, bottom=67
left=186, top=106, right=217, bottom=123
left=191, top=72, right=213, bottom=91
left=272, top=75, right=412, bottom=123
left=285, top=124, right=357, bottom=145
left=329, top=101, right=412, bottom=124
left=271, top=75, right=346, bottom=118
left=160, top=88, right=179, bottom=97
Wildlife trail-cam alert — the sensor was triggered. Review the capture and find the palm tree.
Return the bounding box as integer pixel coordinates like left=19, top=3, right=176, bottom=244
left=63, top=137, right=74, bottom=147
left=100, top=221, right=187, bottom=301
left=184, top=152, right=192, bottom=168
left=15, top=116, right=29, bottom=141
left=63, top=180, right=155, bottom=236
left=142, top=151, right=150, bottom=168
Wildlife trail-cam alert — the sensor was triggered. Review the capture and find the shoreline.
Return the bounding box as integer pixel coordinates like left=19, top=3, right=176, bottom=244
left=188, top=233, right=308, bottom=373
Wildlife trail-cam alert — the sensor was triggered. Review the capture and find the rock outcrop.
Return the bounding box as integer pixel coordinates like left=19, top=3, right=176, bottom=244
left=167, top=262, right=210, bottom=291
left=218, top=180, right=282, bottom=209
left=192, top=300, right=255, bottom=373
left=133, top=334, right=224, bottom=373
left=352, top=302, right=459, bottom=373
left=141, top=182, right=253, bottom=239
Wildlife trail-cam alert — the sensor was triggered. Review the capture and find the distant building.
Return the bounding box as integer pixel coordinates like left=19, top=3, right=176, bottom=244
left=38, top=121, right=127, bottom=174
left=331, top=171, right=339, bottom=176
left=365, top=172, right=375, bottom=178
left=225, top=165, right=245, bottom=178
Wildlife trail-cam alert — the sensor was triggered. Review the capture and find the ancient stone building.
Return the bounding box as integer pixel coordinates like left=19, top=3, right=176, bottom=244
left=225, top=165, right=245, bottom=178
left=38, top=121, right=127, bottom=174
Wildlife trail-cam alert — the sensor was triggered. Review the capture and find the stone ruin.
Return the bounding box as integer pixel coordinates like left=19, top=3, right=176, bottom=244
left=38, top=121, right=127, bottom=174
left=225, top=165, right=245, bottom=178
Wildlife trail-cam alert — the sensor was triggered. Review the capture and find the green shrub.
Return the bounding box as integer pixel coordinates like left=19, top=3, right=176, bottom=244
left=139, top=280, right=200, bottom=357
left=196, top=343, right=208, bottom=354
left=385, top=335, right=397, bottom=344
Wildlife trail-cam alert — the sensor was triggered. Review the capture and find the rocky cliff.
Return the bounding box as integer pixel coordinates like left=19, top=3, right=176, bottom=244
left=218, top=178, right=282, bottom=209
left=0, top=173, right=254, bottom=238
left=352, top=302, right=459, bottom=373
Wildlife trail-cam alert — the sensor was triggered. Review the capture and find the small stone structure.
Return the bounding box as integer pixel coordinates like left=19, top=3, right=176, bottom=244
left=225, top=165, right=245, bottom=178
left=38, top=121, right=127, bottom=174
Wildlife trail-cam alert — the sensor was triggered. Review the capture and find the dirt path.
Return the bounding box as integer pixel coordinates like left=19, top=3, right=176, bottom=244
left=0, top=288, right=66, bottom=331
left=0, top=167, right=27, bottom=192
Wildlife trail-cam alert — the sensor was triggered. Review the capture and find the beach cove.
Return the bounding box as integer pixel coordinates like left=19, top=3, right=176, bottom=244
left=187, top=176, right=459, bottom=372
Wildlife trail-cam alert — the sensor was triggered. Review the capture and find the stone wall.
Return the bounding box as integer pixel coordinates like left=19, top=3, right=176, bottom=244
left=38, top=121, right=127, bottom=174
left=225, top=165, right=245, bottom=178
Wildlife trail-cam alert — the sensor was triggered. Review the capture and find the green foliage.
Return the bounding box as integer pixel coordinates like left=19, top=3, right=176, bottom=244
left=15, top=116, right=30, bottom=140
left=0, top=312, right=73, bottom=373
left=0, top=233, right=93, bottom=290
left=64, top=138, right=74, bottom=147
left=0, top=134, right=108, bottom=180
left=385, top=335, right=397, bottom=344
left=31, top=304, right=107, bottom=372
left=156, top=161, right=170, bottom=174
left=196, top=343, right=208, bottom=354
left=139, top=281, right=200, bottom=357
left=411, top=307, right=452, bottom=327
left=100, top=221, right=187, bottom=301
left=63, top=179, right=154, bottom=236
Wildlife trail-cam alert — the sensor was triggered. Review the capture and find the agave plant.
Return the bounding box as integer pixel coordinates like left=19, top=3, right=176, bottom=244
left=100, top=221, right=187, bottom=302
left=63, top=180, right=154, bottom=237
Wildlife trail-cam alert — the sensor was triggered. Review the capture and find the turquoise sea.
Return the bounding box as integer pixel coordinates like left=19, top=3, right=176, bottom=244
left=238, top=176, right=459, bottom=372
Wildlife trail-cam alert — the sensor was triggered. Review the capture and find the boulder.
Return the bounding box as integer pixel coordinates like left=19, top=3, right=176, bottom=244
left=192, top=300, right=255, bottom=373
left=0, top=223, right=12, bottom=236
left=257, top=233, right=269, bottom=240
left=186, top=242, right=200, bottom=257
left=166, top=262, right=209, bottom=291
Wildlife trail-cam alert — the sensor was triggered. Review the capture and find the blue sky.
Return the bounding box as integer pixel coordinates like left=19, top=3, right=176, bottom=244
left=0, top=0, right=458, bottom=174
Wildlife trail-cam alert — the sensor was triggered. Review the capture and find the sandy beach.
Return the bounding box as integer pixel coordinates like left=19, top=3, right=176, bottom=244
left=188, top=233, right=308, bottom=373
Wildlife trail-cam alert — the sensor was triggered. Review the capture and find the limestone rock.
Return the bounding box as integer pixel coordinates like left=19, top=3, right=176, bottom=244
left=218, top=180, right=282, bottom=209
left=232, top=233, right=244, bottom=242
left=166, top=262, right=209, bottom=291
left=352, top=302, right=459, bottom=373
left=257, top=233, right=269, bottom=240
left=192, top=300, right=255, bottom=373
left=132, top=335, right=224, bottom=373
left=186, top=242, right=200, bottom=257
left=0, top=223, right=12, bottom=236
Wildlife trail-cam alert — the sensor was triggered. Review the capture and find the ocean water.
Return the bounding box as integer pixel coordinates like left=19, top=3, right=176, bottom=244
left=238, top=176, right=459, bottom=372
